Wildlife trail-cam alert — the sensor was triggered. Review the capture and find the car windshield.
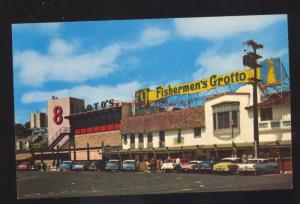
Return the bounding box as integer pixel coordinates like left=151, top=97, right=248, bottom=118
left=189, top=161, right=199, bottom=164
left=248, top=160, right=262, bottom=163
left=108, top=161, right=119, bottom=164
left=62, top=161, right=71, bottom=164
left=123, top=161, right=135, bottom=164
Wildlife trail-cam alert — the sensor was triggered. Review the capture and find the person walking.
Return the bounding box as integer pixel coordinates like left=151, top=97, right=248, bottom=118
left=151, top=159, right=157, bottom=174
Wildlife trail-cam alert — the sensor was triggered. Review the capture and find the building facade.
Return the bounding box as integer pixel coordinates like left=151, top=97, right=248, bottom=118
left=120, top=84, right=291, bottom=160
left=30, top=111, right=47, bottom=129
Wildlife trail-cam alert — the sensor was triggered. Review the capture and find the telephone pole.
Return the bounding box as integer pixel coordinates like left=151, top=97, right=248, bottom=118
left=243, top=40, right=263, bottom=158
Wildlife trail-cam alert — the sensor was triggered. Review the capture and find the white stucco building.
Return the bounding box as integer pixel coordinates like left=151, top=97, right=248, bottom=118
left=120, top=84, right=291, bottom=159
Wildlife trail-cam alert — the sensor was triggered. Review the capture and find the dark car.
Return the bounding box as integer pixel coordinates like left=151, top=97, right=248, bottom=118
left=105, top=160, right=121, bottom=171
left=121, top=160, right=138, bottom=171
left=88, top=160, right=106, bottom=171
left=195, top=158, right=217, bottom=173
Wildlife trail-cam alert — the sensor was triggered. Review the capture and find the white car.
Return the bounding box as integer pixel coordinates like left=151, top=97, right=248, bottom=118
left=237, top=158, right=279, bottom=175
left=161, top=159, right=178, bottom=172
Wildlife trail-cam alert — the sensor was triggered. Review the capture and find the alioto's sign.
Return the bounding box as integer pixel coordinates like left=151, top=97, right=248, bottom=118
left=135, top=69, right=260, bottom=106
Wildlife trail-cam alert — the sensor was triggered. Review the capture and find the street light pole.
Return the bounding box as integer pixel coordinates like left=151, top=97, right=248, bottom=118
left=243, top=40, right=263, bottom=159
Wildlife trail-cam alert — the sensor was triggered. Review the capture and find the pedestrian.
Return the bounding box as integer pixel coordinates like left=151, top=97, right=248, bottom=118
left=175, top=157, right=180, bottom=172
left=151, top=159, right=157, bottom=174
left=145, top=160, right=150, bottom=173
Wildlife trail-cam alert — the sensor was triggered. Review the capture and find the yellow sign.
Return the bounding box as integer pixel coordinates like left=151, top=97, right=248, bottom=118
left=135, top=68, right=260, bottom=105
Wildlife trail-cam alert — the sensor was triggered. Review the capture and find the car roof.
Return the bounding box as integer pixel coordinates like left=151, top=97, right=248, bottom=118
left=222, top=157, right=241, bottom=160
left=248, top=158, right=269, bottom=161
left=108, top=159, right=119, bottom=162
left=123, top=160, right=135, bottom=162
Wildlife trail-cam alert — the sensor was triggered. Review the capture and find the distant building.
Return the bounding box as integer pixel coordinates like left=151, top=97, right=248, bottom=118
left=30, top=111, right=47, bottom=129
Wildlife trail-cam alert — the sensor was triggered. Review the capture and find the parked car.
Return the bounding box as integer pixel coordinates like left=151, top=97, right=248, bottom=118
left=180, top=160, right=202, bottom=172
left=195, top=159, right=217, bottom=173
left=237, top=158, right=279, bottom=175
left=88, top=160, right=106, bottom=171
left=29, top=163, right=47, bottom=171
left=59, top=161, right=73, bottom=171
left=161, top=158, right=178, bottom=172
left=17, top=162, right=30, bottom=171
left=72, top=161, right=89, bottom=171
left=105, top=160, right=121, bottom=171
left=121, top=160, right=138, bottom=171
left=213, top=157, right=242, bottom=174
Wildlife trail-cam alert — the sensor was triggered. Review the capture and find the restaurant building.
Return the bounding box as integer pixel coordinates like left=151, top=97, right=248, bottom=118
left=120, top=84, right=291, bottom=160
left=47, top=96, right=132, bottom=161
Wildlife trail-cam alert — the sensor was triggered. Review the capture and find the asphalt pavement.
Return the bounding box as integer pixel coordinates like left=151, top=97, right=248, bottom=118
left=16, top=171, right=292, bottom=199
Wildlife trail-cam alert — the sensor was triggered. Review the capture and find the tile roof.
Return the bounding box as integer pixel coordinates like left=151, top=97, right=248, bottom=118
left=246, top=92, right=290, bottom=109
left=120, top=106, right=205, bottom=134
left=205, top=92, right=250, bottom=102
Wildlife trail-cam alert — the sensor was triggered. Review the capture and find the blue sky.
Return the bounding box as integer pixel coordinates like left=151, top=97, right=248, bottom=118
left=12, top=14, right=289, bottom=124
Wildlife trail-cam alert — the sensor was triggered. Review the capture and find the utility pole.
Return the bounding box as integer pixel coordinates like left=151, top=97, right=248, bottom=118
left=243, top=40, right=263, bottom=158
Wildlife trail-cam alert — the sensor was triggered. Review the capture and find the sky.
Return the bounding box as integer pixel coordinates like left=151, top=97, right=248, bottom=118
left=12, top=14, right=289, bottom=124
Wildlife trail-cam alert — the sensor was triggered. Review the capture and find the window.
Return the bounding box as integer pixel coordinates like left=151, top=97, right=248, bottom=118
left=194, top=127, right=201, bottom=138
left=123, top=134, right=128, bottom=144
left=212, top=102, right=240, bottom=131
left=114, top=111, right=121, bottom=122
left=138, top=133, right=144, bottom=143
left=282, top=121, right=291, bottom=127
left=259, top=122, right=268, bottom=128
left=147, top=132, right=153, bottom=142
left=261, top=107, right=272, bottom=121
left=130, top=134, right=135, bottom=144
left=271, top=121, right=280, bottom=128
left=159, top=131, right=165, bottom=141
left=217, top=112, right=230, bottom=129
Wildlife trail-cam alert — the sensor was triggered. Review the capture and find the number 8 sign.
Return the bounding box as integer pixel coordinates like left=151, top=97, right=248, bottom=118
left=53, top=106, right=63, bottom=125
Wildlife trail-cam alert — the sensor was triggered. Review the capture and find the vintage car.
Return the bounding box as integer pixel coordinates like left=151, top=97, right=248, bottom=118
left=72, top=161, right=89, bottom=171
left=59, top=161, right=73, bottom=171
left=105, top=159, right=121, bottom=171
left=161, top=158, right=179, bottom=172
left=195, top=159, right=217, bottom=173
left=29, top=163, right=47, bottom=171
left=237, top=158, right=279, bottom=175
left=88, top=160, right=106, bottom=171
left=212, top=157, right=242, bottom=174
left=121, top=160, right=138, bottom=171
left=17, top=162, right=30, bottom=171
left=180, top=160, right=202, bottom=172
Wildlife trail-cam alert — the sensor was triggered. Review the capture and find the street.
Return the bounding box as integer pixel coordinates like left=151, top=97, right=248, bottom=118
left=17, top=171, right=292, bottom=199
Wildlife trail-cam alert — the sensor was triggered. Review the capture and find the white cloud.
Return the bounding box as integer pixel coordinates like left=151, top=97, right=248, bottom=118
left=14, top=40, right=123, bottom=86
left=21, top=81, right=142, bottom=104
left=126, top=27, right=171, bottom=50
left=139, top=27, right=171, bottom=47
left=13, top=22, right=61, bottom=36
left=14, top=27, right=170, bottom=87
left=174, top=15, right=286, bottom=40
left=193, top=49, right=245, bottom=80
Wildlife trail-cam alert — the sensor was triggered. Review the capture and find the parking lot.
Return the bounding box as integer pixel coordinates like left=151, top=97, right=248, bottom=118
left=17, top=171, right=292, bottom=199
